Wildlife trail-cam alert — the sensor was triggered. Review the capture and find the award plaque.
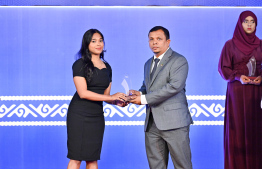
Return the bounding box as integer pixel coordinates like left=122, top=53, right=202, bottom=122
left=246, top=56, right=257, bottom=80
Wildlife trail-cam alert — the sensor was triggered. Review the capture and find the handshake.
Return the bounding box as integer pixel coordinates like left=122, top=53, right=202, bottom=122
left=112, top=90, right=141, bottom=107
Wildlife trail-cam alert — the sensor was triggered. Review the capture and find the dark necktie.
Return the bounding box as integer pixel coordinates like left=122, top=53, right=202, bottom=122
left=150, top=58, right=160, bottom=80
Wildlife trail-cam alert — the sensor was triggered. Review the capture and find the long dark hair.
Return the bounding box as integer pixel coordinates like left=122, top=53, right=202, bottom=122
left=76, top=29, right=105, bottom=82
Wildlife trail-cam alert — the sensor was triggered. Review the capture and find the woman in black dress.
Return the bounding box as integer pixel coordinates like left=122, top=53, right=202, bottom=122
left=67, top=29, right=127, bottom=169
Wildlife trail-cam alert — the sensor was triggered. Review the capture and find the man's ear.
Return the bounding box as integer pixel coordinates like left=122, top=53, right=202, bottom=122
left=167, top=39, right=171, bottom=45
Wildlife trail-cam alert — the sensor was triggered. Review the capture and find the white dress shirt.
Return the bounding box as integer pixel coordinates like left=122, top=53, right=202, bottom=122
left=140, top=47, right=170, bottom=105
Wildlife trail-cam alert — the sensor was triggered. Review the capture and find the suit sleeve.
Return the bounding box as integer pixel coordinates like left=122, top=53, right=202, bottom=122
left=145, top=56, right=188, bottom=106
left=139, top=81, right=147, bottom=94
left=139, top=61, right=148, bottom=94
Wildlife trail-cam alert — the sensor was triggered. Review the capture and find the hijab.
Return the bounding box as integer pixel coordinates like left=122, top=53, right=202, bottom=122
left=232, top=10, right=260, bottom=56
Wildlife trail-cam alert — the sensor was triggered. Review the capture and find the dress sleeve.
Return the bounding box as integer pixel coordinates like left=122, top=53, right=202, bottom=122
left=108, top=64, right=112, bottom=82
left=72, top=59, right=86, bottom=77
left=259, top=41, right=262, bottom=77
left=218, top=40, right=241, bottom=82
left=105, top=62, right=112, bottom=82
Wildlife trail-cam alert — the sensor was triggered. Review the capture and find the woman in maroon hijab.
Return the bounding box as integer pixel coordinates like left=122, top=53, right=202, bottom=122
left=218, top=11, right=262, bottom=169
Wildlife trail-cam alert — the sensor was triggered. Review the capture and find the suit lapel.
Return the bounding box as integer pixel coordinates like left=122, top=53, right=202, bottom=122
left=149, top=48, right=173, bottom=87
left=146, top=57, right=154, bottom=87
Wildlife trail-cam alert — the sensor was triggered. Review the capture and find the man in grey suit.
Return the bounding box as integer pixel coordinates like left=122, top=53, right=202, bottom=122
left=129, top=26, right=193, bottom=169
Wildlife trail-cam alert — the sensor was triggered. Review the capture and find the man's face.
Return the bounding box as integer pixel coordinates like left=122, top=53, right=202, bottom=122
left=148, top=29, right=170, bottom=57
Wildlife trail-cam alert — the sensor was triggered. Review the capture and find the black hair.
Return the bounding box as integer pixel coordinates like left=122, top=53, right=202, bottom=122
left=76, top=29, right=105, bottom=83
left=148, top=26, right=170, bottom=40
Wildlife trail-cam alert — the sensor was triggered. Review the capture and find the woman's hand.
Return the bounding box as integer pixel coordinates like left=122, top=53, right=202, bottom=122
left=240, top=75, right=251, bottom=84
left=251, top=76, right=262, bottom=85
left=115, top=100, right=129, bottom=107
left=111, top=92, right=127, bottom=102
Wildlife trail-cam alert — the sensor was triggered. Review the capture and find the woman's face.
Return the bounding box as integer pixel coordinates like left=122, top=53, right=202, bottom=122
left=88, top=33, right=104, bottom=56
left=242, top=16, right=256, bottom=34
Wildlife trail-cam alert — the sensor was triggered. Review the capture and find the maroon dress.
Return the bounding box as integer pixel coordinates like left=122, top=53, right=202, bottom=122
left=218, top=39, right=262, bottom=169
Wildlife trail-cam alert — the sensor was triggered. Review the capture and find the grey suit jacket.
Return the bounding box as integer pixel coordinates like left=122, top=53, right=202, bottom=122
left=139, top=48, right=193, bottom=131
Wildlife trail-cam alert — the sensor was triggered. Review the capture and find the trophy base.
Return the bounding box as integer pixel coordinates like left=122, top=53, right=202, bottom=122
left=125, top=96, right=133, bottom=102
left=248, top=76, right=257, bottom=80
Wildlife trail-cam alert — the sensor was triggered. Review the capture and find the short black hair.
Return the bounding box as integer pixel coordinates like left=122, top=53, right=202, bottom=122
left=148, top=26, right=170, bottom=40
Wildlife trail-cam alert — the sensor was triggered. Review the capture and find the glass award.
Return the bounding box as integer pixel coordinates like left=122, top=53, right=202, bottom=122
left=246, top=56, right=256, bottom=80
left=125, top=91, right=135, bottom=102
left=121, top=77, right=133, bottom=102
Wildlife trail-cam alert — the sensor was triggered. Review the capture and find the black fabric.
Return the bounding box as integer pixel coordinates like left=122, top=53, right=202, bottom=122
left=67, top=58, right=111, bottom=161
left=68, top=58, right=112, bottom=117
left=67, top=113, right=105, bottom=161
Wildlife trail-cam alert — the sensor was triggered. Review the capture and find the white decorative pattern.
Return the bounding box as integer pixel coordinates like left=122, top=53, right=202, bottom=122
left=201, top=103, right=225, bottom=117
left=189, top=103, right=225, bottom=117
left=0, top=121, right=224, bottom=126
left=0, top=103, right=225, bottom=118
left=0, top=104, right=16, bottom=118
left=50, top=104, right=68, bottom=117
left=104, top=104, right=145, bottom=118
left=7, top=104, right=37, bottom=118
left=0, top=95, right=225, bottom=101
left=29, top=104, right=59, bottom=118
left=0, top=95, right=225, bottom=126
left=104, top=104, right=124, bottom=117
left=189, top=103, right=210, bottom=117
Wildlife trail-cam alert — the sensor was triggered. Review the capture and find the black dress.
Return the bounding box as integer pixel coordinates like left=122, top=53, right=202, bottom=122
left=67, top=58, right=112, bottom=161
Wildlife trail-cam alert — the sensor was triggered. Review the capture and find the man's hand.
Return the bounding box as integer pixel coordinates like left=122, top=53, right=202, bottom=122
left=240, top=75, right=251, bottom=84
left=129, top=90, right=141, bottom=96
left=129, top=95, right=141, bottom=105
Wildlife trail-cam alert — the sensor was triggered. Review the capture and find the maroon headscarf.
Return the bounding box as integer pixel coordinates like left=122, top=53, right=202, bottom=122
left=232, top=10, right=260, bottom=56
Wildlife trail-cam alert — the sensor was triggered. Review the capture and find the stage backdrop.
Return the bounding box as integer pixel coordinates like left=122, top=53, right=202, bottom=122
left=1, top=6, right=262, bottom=169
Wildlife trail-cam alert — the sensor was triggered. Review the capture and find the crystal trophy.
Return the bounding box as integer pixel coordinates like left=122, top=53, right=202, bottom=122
left=121, top=77, right=134, bottom=102
left=246, top=56, right=257, bottom=80
left=125, top=91, right=135, bottom=102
